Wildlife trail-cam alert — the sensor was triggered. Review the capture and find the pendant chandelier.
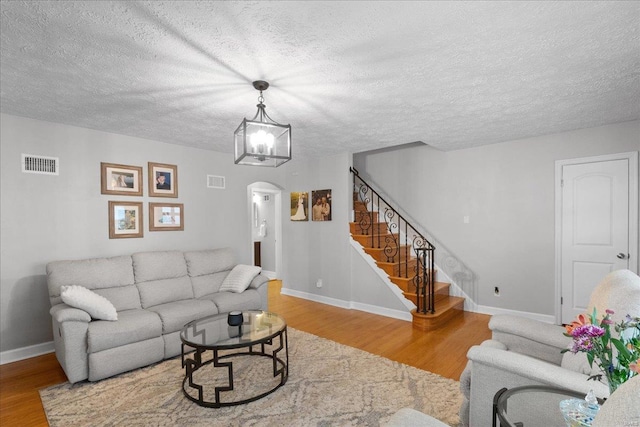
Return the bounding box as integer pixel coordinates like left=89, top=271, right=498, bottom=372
left=234, top=80, right=291, bottom=167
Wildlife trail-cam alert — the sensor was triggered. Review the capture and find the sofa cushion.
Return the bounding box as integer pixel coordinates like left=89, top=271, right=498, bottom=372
left=132, top=251, right=188, bottom=283
left=146, top=299, right=218, bottom=334
left=137, top=276, right=194, bottom=309
left=87, top=309, right=162, bottom=353
left=61, top=285, right=118, bottom=321
left=219, top=265, right=261, bottom=293
left=204, top=288, right=262, bottom=313
left=184, top=248, right=236, bottom=277
left=94, top=285, right=141, bottom=312
left=47, top=256, right=135, bottom=306
left=190, top=271, right=229, bottom=298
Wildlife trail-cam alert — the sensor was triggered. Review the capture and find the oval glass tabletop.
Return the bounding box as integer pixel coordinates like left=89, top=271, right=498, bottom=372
left=181, top=310, right=286, bottom=350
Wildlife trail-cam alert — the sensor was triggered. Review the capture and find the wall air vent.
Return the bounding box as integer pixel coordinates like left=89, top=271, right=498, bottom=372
left=207, top=175, right=225, bottom=189
left=22, top=154, right=59, bottom=175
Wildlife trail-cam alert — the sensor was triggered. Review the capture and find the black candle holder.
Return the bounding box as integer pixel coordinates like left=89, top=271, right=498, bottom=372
left=228, top=311, right=243, bottom=337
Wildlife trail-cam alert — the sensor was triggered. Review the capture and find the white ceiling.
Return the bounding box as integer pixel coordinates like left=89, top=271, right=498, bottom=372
left=1, top=1, right=639, bottom=158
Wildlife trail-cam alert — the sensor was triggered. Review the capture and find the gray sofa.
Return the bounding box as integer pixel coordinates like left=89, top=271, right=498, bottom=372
left=46, top=248, right=269, bottom=383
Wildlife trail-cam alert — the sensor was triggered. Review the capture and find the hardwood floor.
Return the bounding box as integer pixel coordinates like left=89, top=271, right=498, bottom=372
left=0, top=280, right=491, bottom=426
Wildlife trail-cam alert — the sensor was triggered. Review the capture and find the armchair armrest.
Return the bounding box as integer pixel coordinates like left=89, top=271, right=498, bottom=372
left=50, top=303, right=91, bottom=323
left=489, top=314, right=571, bottom=364
left=466, top=345, right=609, bottom=427
left=467, top=345, right=609, bottom=397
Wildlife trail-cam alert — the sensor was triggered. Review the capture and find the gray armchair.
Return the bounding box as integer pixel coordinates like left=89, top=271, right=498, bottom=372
left=460, top=269, right=640, bottom=427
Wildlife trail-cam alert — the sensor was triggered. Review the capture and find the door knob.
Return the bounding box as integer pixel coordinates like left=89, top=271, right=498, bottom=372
left=617, top=253, right=629, bottom=259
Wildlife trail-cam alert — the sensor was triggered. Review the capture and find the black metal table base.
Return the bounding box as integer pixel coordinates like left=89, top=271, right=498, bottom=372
left=181, top=327, right=288, bottom=407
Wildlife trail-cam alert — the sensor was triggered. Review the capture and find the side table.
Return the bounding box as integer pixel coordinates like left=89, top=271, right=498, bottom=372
left=492, top=385, right=606, bottom=427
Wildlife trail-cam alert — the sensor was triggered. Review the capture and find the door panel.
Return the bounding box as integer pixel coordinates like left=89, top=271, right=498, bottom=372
left=561, top=159, right=629, bottom=323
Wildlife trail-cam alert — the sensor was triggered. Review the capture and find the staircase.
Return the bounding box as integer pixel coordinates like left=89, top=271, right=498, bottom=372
left=350, top=168, right=465, bottom=331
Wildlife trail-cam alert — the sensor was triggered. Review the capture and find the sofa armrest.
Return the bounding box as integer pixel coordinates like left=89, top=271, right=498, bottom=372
left=489, top=314, right=571, bottom=364
left=248, top=273, right=269, bottom=290
left=50, top=303, right=92, bottom=323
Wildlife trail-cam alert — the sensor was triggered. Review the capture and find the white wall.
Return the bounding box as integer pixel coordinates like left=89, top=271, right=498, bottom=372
left=0, top=114, right=286, bottom=353
left=280, top=153, right=352, bottom=301
left=0, top=114, right=402, bottom=360
left=4, top=113, right=636, bottom=358
left=355, top=120, right=640, bottom=316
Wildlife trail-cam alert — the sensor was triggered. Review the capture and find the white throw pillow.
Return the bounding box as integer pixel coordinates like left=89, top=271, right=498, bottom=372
left=60, top=285, right=118, bottom=321
left=219, top=265, right=262, bottom=293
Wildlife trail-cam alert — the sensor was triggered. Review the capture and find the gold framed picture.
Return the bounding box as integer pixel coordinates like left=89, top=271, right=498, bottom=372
left=100, top=162, right=143, bottom=196
left=290, top=192, right=309, bottom=221
left=108, top=201, right=143, bottom=239
left=311, top=189, right=332, bottom=221
left=148, top=162, right=178, bottom=198
left=149, top=203, right=184, bottom=231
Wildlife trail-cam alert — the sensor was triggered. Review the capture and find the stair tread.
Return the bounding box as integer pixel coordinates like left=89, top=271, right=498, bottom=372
left=390, top=277, right=447, bottom=286
left=411, top=296, right=465, bottom=317
left=376, top=260, right=419, bottom=267
left=351, top=232, right=397, bottom=238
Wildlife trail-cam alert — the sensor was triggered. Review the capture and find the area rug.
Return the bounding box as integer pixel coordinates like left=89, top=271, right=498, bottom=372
left=40, top=328, right=462, bottom=426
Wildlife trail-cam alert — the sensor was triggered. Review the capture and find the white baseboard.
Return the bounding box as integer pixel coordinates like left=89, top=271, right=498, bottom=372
left=474, top=305, right=556, bottom=324
left=280, top=287, right=412, bottom=322
left=281, top=287, right=556, bottom=325
left=0, top=341, right=54, bottom=365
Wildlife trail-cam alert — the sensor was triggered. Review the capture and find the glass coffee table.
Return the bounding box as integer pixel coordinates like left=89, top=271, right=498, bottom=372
left=180, top=310, right=288, bottom=407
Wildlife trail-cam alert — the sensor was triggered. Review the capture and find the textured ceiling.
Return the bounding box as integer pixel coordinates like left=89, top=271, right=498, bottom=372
left=1, top=1, right=639, bottom=157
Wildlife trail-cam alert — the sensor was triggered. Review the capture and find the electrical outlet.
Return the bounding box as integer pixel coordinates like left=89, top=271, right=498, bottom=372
left=316, top=279, right=323, bottom=288
left=494, top=286, right=500, bottom=296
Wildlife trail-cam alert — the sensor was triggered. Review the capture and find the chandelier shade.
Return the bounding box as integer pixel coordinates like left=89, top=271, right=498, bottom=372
left=234, top=81, right=291, bottom=167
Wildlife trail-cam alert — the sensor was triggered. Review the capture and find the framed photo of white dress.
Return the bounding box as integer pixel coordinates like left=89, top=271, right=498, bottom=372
left=290, top=192, right=308, bottom=221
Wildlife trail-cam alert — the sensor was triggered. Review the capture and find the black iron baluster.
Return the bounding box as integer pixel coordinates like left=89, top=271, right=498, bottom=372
left=349, top=167, right=437, bottom=313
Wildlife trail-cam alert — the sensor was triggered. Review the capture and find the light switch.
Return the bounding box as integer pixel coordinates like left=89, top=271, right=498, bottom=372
left=463, top=216, right=470, bottom=224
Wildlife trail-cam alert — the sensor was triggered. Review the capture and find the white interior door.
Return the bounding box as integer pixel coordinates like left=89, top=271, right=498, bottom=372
left=560, top=158, right=630, bottom=323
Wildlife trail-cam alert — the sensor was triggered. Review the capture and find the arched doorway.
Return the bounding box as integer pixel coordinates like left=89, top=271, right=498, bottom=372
left=247, top=182, right=283, bottom=279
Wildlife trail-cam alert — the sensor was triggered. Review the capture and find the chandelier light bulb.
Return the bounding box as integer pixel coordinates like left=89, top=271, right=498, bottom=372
left=250, top=129, right=274, bottom=155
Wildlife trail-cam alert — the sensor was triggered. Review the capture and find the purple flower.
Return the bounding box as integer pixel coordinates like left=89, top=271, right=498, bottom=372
left=571, top=336, right=595, bottom=353
left=571, top=324, right=605, bottom=338
left=605, top=309, right=615, bottom=315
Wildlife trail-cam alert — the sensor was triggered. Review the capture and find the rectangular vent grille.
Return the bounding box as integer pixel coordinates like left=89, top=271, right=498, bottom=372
left=207, top=175, right=225, bottom=189
left=22, top=154, right=59, bottom=175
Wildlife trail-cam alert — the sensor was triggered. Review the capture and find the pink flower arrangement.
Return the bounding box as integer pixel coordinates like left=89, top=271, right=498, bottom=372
left=563, top=309, right=640, bottom=393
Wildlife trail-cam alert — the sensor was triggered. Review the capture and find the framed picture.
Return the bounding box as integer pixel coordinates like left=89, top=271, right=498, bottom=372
left=149, top=203, right=184, bottom=231
left=100, top=163, right=143, bottom=196
left=290, top=192, right=309, bottom=221
left=108, top=201, right=143, bottom=239
left=312, top=189, right=332, bottom=221
left=148, top=162, right=178, bottom=198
